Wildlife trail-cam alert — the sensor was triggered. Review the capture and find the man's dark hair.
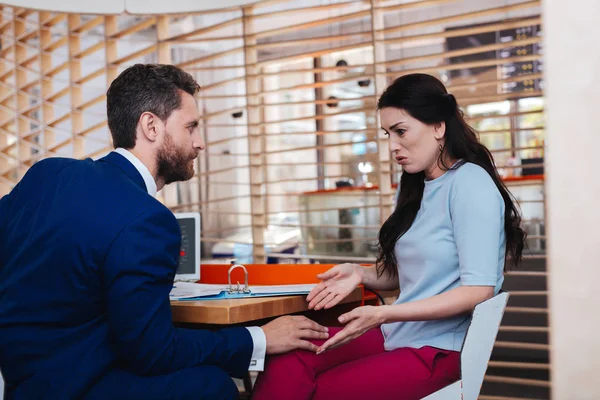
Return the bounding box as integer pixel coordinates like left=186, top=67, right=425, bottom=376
left=106, top=64, right=201, bottom=149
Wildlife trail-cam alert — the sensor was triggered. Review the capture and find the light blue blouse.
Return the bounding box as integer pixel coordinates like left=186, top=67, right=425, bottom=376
left=381, top=162, right=505, bottom=352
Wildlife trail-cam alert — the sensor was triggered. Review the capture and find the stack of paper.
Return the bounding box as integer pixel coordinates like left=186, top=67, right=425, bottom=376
left=170, top=282, right=229, bottom=299
left=170, top=282, right=316, bottom=301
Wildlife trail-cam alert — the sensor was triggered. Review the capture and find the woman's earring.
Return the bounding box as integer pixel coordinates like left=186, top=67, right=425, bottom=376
left=439, top=144, right=443, bottom=153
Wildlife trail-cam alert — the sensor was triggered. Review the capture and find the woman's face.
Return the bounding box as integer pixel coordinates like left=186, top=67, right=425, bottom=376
left=380, top=107, right=446, bottom=179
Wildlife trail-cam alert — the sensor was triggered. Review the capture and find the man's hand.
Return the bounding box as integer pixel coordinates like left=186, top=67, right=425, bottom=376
left=262, top=315, right=329, bottom=355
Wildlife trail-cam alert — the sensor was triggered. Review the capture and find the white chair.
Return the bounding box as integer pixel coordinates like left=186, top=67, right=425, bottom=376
left=423, top=291, right=509, bottom=400
left=0, top=369, right=4, bottom=400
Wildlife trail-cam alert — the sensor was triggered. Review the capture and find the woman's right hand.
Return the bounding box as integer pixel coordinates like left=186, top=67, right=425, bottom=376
left=306, top=263, right=364, bottom=310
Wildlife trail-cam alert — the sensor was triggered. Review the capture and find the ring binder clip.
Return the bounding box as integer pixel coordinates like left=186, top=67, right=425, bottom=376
left=227, top=264, right=251, bottom=294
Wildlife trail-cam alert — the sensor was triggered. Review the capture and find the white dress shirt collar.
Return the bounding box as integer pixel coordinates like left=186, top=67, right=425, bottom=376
left=113, top=148, right=158, bottom=197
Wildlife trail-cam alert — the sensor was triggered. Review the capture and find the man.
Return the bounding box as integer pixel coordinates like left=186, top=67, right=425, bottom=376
left=0, top=64, right=328, bottom=399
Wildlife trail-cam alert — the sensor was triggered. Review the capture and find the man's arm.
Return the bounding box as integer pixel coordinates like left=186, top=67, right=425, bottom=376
left=103, top=207, right=252, bottom=378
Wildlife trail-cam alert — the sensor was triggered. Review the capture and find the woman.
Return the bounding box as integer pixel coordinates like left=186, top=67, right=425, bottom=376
left=252, top=73, right=526, bottom=400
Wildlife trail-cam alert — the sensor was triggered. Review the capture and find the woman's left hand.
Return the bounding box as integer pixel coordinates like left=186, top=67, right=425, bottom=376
left=317, top=305, right=387, bottom=353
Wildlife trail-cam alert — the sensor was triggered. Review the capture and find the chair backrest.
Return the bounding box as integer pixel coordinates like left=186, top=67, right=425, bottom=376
left=459, top=290, right=510, bottom=400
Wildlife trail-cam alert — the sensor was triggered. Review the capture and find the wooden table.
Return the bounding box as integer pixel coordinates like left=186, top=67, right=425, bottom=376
left=171, top=287, right=364, bottom=325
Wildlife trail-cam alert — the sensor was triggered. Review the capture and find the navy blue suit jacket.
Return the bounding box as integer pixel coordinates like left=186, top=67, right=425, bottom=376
left=0, top=152, right=253, bottom=399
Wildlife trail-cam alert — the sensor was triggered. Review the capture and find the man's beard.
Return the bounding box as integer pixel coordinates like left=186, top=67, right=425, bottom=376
left=156, top=133, right=196, bottom=185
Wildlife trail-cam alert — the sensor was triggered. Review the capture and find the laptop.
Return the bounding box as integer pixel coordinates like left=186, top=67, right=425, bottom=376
left=174, top=212, right=201, bottom=282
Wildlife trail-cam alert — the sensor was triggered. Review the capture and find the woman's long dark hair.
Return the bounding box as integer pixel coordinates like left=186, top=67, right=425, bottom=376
left=376, top=73, right=526, bottom=278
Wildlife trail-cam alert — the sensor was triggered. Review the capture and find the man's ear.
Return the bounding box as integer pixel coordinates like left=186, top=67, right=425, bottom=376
left=433, top=121, right=446, bottom=140
left=139, top=112, right=160, bottom=143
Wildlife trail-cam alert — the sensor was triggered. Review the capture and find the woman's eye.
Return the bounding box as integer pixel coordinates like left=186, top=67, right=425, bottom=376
left=395, top=129, right=406, bottom=135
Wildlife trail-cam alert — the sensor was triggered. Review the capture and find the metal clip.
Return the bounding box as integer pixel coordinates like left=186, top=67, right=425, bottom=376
left=227, top=264, right=251, bottom=294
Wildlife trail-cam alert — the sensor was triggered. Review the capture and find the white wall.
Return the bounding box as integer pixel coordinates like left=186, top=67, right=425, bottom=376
left=543, top=0, right=600, bottom=398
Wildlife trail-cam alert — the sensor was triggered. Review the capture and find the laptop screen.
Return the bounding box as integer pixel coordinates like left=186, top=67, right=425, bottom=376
left=174, top=212, right=201, bottom=282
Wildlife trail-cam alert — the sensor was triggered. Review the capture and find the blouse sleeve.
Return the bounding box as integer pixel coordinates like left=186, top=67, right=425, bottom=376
left=450, top=165, right=505, bottom=286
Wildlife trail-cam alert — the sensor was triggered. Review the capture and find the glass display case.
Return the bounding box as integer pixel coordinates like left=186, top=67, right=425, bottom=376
left=298, top=187, right=384, bottom=259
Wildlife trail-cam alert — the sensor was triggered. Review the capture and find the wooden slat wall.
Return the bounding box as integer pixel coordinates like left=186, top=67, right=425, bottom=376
left=0, top=1, right=548, bottom=397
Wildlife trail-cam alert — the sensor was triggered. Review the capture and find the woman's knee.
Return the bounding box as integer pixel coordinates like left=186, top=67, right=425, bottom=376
left=264, top=349, right=306, bottom=370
